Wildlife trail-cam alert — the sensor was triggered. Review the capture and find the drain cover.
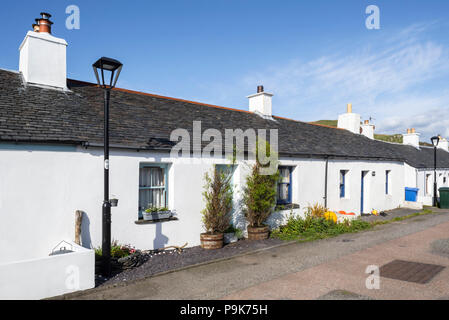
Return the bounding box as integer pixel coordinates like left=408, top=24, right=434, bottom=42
left=380, top=260, right=445, bottom=284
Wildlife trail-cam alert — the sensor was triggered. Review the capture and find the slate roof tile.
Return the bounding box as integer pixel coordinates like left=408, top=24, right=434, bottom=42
left=1, top=69, right=449, bottom=169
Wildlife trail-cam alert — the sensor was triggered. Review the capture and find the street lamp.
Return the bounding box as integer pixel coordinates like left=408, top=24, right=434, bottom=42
left=92, top=57, right=123, bottom=277
left=431, top=136, right=440, bottom=207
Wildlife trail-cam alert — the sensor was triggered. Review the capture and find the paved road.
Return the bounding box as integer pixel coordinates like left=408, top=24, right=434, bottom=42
left=64, top=209, right=449, bottom=300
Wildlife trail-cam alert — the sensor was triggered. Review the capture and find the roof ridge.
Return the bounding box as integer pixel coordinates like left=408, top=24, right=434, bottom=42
left=68, top=78, right=256, bottom=115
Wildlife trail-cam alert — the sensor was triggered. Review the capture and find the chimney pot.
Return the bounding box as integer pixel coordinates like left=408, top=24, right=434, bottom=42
left=364, top=120, right=369, bottom=125
left=347, top=103, right=352, bottom=113
left=257, top=85, right=264, bottom=93
left=411, top=128, right=416, bottom=134
left=35, top=12, right=53, bottom=34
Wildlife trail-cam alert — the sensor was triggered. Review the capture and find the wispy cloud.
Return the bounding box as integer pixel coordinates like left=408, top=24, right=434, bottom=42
left=236, top=22, right=449, bottom=140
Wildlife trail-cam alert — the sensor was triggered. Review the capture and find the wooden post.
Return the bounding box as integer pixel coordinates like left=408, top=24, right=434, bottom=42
left=75, top=210, right=83, bottom=245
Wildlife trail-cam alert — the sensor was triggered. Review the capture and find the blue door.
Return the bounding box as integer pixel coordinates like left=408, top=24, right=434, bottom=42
left=361, top=171, right=366, bottom=214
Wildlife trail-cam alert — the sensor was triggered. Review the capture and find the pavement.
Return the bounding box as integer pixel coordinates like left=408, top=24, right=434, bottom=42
left=59, top=208, right=449, bottom=300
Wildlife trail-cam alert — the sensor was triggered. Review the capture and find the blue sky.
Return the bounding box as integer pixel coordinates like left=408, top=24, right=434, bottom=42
left=2, top=0, right=449, bottom=141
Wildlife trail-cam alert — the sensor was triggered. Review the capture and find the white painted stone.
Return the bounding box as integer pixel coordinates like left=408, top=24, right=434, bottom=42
left=19, top=31, right=68, bottom=90
left=247, top=92, right=273, bottom=117
left=338, top=112, right=361, bottom=134
left=403, top=133, right=420, bottom=149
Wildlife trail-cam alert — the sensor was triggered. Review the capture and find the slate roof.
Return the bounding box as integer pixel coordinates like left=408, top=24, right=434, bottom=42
left=1, top=68, right=449, bottom=169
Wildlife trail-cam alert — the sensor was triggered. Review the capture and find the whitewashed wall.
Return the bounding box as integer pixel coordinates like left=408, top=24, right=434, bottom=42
left=416, top=169, right=449, bottom=205
left=1, top=144, right=408, bottom=262
left=0, top=241, right=94, bottom=300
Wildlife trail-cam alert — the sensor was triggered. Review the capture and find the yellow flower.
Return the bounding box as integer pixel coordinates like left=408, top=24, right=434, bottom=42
left=324, top=211, right=338, bottom=223
left=372, top=210, right=378, bottom=216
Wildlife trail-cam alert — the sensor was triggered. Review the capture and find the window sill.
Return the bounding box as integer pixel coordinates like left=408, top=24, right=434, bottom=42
left=275, top=203, right=300, bottom=211
left=135, top=217, right=179, bottom=225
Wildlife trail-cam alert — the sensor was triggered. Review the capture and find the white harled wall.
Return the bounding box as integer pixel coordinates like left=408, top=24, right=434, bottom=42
left=1, top=144, right=407, bottom=263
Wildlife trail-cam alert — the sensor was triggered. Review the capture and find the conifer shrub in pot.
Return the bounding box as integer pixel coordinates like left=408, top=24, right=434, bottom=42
left=242, top=141, right=279, bottom=240
left=200, top=166, right=233, bottom=249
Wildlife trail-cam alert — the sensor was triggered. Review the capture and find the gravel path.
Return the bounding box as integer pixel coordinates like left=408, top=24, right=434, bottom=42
left=97, top=238, right=284, bottom=287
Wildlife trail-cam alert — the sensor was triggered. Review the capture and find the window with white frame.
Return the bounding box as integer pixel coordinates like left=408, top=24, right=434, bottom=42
left=277, top=166, right=293, bottom=205
left=139, top=164, right=168, bottom=215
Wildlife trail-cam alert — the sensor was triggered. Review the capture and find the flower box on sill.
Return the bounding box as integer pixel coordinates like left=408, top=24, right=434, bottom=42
left=142, top=210, right=172, bottom=221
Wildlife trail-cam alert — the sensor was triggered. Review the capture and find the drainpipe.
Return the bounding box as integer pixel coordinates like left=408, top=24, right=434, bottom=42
left=324, top=156, right=329, bottom=208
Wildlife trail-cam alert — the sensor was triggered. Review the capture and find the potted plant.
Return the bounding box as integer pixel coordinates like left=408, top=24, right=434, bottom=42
left=200, top=165, right=233, bottom=249
left=242, top=141, right=279, bottom=240
left=143, top=206, right=172, bottom=221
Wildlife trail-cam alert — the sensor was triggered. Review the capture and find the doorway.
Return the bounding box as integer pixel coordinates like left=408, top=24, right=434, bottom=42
left=361, top=171, right=369, bottom=214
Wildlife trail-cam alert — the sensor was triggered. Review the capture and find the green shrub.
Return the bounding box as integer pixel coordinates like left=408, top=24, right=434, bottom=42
left=271, top=214, right=371, bottom=242
left=242, top=140, right=280, bottom=228
left=202, top=165, right=234, bottom=234
left=94, top=240, right=136, bottom=259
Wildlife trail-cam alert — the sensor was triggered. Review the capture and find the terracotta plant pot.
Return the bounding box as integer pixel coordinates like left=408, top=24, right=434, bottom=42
left=200, top=233, right=224, bottom=250
left=247, top=226, right=270, bottom=240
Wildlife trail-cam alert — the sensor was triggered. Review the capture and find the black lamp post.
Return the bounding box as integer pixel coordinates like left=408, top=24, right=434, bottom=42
left=92, top=57, right=123, bottom=277
left=431, top=136, right=440, bottom=207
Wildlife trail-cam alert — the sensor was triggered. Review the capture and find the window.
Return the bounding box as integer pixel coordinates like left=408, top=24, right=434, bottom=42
left=139, top=164, right=168, bottom=215
left=215, top=164, right=236, bottom=184
left=277, top=166, right=293, bottom=205
left=385, top=170, right=391, bottom=195
left=340, top=170, right=347, bottom=198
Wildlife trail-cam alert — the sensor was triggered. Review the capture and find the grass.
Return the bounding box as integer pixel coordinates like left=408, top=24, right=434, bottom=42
left=369, top=209, right=434, bottom=226
left=271, top=209, right=437, bottom=242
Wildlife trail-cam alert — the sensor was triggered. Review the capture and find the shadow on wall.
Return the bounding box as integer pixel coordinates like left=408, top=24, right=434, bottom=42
left=153, top=222, right=169, bottom=250
left=232, top=199, right=247, bottom=233
left=80, top=211, right=92, bottom=249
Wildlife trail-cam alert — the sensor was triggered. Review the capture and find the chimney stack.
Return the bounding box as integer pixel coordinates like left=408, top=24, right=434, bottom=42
left=437, top=136, right=449, bottom=152
left=337, top=103, right=361, bottom=134
left=361, top=119, right=375, bottom=139
left=403, top=128, right=420, bottom=149
left=19, top=12, right=68, bottom=90
left=248, top=85, right=273, bottom=118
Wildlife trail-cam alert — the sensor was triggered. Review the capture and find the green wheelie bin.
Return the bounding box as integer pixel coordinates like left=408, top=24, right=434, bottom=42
left=439, top=187, right=449, bottom=209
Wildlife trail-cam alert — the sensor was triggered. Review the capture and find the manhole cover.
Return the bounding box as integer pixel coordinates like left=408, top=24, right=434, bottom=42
left=380, top=260, right=445, bottom=284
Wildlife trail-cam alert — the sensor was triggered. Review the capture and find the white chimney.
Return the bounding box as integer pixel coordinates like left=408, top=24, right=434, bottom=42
left=438, top=136, right=449, bottom=152
left=403, top=128, right=420, bottom=149
left=337, top=103, right=361, bottom=134
left=19, top=13, right=68, bottom=90
left=247, top=86, right=273, bottom=118
left=361, top=119, right=375, bottom=139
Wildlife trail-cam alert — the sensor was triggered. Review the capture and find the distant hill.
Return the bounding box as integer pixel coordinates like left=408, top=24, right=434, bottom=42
left=310, top=120, right=431, bottom=146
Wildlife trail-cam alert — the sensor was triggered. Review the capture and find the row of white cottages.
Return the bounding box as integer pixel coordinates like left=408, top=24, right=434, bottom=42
left=1, top=16, right=449, bottom=299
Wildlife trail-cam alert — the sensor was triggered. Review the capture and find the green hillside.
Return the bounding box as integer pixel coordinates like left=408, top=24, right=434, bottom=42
left=310, top=120, right=430, bottom=146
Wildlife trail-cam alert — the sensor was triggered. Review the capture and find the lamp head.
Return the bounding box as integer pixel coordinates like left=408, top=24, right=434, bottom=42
left=92, top=57, right=123, bottom=89
left=431, top=136, right=440, bottom=147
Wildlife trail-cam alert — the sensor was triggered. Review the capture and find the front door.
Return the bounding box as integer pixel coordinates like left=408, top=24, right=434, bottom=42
left=361, top=171, right=368, bottom=214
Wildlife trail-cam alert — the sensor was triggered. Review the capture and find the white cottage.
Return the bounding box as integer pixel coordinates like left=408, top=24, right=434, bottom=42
left=1, top=13, right=449, bottom=299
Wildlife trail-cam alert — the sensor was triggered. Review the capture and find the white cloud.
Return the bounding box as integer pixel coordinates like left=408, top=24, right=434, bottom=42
left=238, top=23, right=449, bottom=140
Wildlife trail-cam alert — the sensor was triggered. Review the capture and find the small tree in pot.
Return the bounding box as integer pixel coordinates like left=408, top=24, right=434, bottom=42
left=200, top=166, right=233, bottom=249
left=242, top=141, right=279, bottom=240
